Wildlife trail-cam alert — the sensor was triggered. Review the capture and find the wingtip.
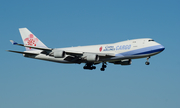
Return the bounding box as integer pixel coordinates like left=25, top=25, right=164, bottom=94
left=6, top=50, right=12, bottom=52
left=10, top=40, right=18, bottom=45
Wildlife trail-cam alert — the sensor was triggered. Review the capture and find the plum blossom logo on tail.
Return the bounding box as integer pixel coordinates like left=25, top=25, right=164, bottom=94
left=24, top=34, right=38, bottom=49
left=99, top=46, right=103, bottom=52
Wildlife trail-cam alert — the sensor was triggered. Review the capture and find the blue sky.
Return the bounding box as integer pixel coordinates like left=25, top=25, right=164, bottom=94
left=1, top=0, right=180, bottom=108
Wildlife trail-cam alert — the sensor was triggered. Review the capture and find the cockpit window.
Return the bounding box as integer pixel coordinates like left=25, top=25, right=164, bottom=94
left=149, top=39, right=154, bottom=42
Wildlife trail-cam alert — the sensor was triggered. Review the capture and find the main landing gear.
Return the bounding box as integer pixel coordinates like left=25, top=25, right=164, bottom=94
left=145, top=56, right=150, bottom=65
left=83, top=62, right=107, bottom=71
left=100, top=62, right=107, bottom=71
left=83, top=63, right=96, bottom=70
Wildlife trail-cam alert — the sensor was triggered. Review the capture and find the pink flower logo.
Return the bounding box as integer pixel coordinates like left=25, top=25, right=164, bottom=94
left=99, top=46, right=103, bottom=52
left=24, top=34, right=38, bottom=49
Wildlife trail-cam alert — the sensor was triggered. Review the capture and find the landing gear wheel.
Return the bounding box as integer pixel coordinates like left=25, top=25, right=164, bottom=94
left=83, top=66, right=86, bottom=69
left=83, top=63, right=96, bottom=70
left=100, top=68, right=105, bottom=71
left=145, top=61, right=150, bottom=65
left=92, top=66, right=96, bottom=69
left=102, top=65, right=107, bottom=68
left=145, top=56, right=150, bottom=65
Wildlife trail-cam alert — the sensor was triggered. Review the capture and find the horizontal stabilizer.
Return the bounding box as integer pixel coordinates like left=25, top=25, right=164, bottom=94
left=9, top=40, right=52, bottom=51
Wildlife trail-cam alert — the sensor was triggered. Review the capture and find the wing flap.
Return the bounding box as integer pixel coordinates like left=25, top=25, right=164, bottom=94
left=95, top=53, right=115, bottom=57
left=65, top=50, right=115, bottom=57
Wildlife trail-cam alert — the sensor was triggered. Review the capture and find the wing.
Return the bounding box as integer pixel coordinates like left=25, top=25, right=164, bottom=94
left=7, top=50, right=39, bottom=55
left=9, top=40, right=115, bottom=63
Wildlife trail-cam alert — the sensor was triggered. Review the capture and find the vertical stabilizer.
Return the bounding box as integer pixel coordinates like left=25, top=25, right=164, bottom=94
left=19, top=28, right=47, bottom=51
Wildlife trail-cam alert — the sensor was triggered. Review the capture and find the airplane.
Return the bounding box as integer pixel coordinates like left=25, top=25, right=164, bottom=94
left=7, top=28, right=165, bottom=71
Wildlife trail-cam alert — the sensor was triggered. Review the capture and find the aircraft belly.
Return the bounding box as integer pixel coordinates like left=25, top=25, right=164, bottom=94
left=110, top=51, right=161, bottom=61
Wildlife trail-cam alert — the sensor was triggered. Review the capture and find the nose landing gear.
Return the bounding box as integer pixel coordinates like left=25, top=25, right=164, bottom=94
left=145, top=56, right=150, bottom=65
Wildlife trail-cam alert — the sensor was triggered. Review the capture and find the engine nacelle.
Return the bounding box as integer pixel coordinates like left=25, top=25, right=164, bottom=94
left=84, top=54, right=99, bottom=62
left=53, top=50, right=65, bottom=58
left=114, top=59, right=131, bottom=65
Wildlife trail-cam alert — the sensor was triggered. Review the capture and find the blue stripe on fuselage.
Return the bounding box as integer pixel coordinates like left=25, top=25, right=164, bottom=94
left=115, top=45, right=165, bottom=57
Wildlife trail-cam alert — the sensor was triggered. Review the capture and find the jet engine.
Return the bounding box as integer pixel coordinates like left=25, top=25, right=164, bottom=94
left=53, top=50, right=66, bottom=58
left=83, top=54, right=99, bottom=62
left=113, top=59, right=131, bottom=65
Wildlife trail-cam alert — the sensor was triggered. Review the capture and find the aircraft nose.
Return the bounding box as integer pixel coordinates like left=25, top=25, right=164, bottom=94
left=158, top=44, right=165, bottom=52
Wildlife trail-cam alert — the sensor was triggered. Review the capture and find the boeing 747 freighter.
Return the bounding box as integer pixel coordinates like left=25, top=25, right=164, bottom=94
left=8, top=28, right=165, bottom=71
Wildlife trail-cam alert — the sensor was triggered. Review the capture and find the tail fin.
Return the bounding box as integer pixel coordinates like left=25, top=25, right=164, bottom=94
left=19, top=28, right=47, bottom=51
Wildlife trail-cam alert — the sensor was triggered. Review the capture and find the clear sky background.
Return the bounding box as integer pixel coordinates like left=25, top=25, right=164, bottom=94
left=1, top=0, right=180, bottom=108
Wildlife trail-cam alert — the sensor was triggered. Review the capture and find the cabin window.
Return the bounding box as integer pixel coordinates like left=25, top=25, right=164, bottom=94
left=148, top=39, right=154, bottom=42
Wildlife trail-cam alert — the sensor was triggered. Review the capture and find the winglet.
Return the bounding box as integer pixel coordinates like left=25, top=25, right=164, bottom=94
left=10, top=40, right=18, bottom=45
